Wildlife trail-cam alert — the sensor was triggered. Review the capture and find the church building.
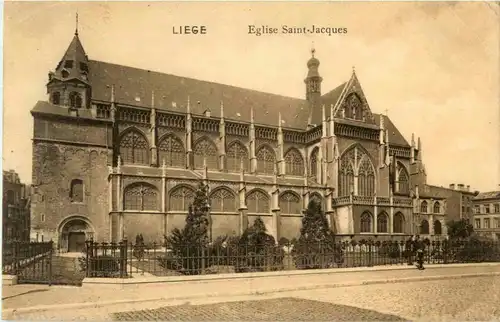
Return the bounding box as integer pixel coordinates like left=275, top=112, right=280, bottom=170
left=30, top=26, right=437, bottom=251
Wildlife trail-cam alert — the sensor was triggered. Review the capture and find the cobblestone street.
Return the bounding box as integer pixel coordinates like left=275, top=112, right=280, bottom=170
left=4, top=275, right=499, bottom=321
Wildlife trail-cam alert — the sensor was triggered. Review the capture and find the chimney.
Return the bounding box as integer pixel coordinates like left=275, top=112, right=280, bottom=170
left=449, top=184, right=455, bottom=190
left=457, top=184, right=464, bottom=191
left=466, top=185, right=470, bottom=192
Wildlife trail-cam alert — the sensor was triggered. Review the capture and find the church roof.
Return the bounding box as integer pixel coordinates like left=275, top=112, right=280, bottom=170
left=88, top=60, right=311, bottom=130
left=474, top=191, right=500, bottom=200
left=373, top=114, right=409, bottom=147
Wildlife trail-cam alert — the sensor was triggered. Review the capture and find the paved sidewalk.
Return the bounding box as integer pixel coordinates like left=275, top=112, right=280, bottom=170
left=2, top=263, right=499, bottom=314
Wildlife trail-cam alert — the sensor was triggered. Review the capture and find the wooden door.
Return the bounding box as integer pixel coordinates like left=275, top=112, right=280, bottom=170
left=68, top=232, right=86, bottom=252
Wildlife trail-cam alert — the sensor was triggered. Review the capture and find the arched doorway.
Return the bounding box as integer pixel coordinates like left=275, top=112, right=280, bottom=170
left=59, top=216, right=95, bottom=253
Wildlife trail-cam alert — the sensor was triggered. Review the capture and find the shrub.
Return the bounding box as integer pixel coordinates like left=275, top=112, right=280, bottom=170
left=80, top=255, right=122, bottom=278
left=292, top=200, right=343, bottom=269
left=378, top=241, right=402, bottom=259
left=133, top=234, right=146, bottom=261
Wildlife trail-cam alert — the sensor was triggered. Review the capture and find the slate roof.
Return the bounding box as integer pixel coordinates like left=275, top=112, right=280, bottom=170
left=373, top=114, right=410, bottom=147
left=88, top=60, right=310, bottom=130
left=473, top=191, right=500, bottom=200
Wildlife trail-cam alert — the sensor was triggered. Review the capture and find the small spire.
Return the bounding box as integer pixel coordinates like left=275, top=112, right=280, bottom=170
left=75, top=12, right=79, bottom=36
left=322, top=104, right=326, bottom=122
left=311, top=42, right=316, bottom=58
left=151, top=90, right=155, bottom=107
left=411, top=133, right=415, bottom=147
left=187, top=96, right=191, bottom=114
left=278, top=112, right=282, bottom=128
left=352, top=65, right=356, bottom=74
left=220, top=100, right=224, bottom=119
left=384, top=108, right=389, bottom=116
left=418, top=137, right=422, bottom=151
left=250, top=107, right=254, bottom=123
left=111, top=84, right=115, bottom=103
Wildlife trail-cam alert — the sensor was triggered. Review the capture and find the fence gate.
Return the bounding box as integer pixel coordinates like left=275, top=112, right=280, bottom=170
left=8, top=242, right=54, bottom=285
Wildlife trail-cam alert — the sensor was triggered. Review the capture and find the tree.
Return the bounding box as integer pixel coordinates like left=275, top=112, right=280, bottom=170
left=291, top=199, right=343, bottom=269
left=161, top=181, right=211, bottom=274
left=446, top=219, right=474, bottom=239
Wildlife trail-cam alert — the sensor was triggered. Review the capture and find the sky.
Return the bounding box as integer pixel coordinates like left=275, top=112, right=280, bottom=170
left=3, top=1, right=499, bottom=192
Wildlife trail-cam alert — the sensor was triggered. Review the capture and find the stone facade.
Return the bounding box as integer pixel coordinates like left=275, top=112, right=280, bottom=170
left=472, top=191, right=500, bottom=241
left=31, top=29, right=440, bottom=250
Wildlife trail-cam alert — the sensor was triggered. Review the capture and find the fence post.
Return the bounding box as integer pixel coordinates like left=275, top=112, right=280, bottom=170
left=120, top=239, right=128, bottom=278
left=48, top=241, right=53, bottom=286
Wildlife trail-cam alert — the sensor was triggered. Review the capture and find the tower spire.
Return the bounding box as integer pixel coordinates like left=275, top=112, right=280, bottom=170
left=75, top=12, right=79, bottom=36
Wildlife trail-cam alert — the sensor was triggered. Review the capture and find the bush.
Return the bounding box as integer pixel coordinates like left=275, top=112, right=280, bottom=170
left=133, top=234, right=146, bottom=261
left=292, top=200, right=343, bottom=269
left=378, top=241, right=402, bottom=259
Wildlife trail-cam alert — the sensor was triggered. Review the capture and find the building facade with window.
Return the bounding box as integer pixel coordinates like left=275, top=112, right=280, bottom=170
left=472, top=191, right=500, bottom=241
left=3, top=170, right=31, bottom=243
left=31, top=28, right=437, bottom=249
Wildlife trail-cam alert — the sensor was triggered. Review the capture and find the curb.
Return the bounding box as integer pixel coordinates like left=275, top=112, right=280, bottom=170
left=3, top=271, right=500, bottom=315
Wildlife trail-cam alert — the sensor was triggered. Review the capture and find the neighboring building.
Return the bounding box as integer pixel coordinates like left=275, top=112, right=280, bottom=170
left=3, top=170, right=31, bottom=242
left=31, top=26, right=440, bottom=252
left=412, top=183, right=478, bottom=238
left=472, top=191, right=500, bottom=241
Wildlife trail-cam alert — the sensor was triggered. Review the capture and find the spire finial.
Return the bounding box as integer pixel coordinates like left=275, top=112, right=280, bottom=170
left=352, top=65, right=356, bottom=74
left=75, top=12, right=79, bottom=36
left=311, top=42, right=316, bottom=58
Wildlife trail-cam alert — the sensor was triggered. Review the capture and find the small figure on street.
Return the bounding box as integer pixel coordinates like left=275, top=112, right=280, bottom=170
left=406, top=235, right=415, bottom=265
left=414, top=235, right=425, bottom=270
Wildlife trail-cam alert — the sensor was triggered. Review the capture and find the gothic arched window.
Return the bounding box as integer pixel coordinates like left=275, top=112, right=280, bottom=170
left=158, top=134, right=185, bottom=168
left=169, top=185, right=195, bottom=211
left=69, top=91, right=82, bottom=108
left=345, top=94, right=363, bottom=120
left=70, top=179, right=84, bottom=203
left=52, top=92, right=61, bottom=105
left=433, top=202, right=441, bottom=214
left=360, top=212, right=373, bottom=233
left=393, top=212, right=405, bottom=234
left=280, top=191, right=301, bottom=214
left=396, top=163, right=410, bottom=194
left=210, top=188, right=237, bottom=212
left=338, top=149, right=355, bottom=197
left=420, top=201, right=428, bottom=213
left=119, top=129, right=149, bottom=165
left=358, top=155, right=375, bottom=197
left=124, top=183, right=159, bottom=211
left=193, top=137, right=218, bottom=170
left=256, top=145, right=276, bottom=175
left=246, top=190, right=270, bottom=214
left=310, top=147, right=319, bottom=182
left=434, top=220, right=442, bottom=235
left=227, top=141, right=249, bottom=172
left=377, top=212, right=389, bottom=233
left=420, top=220, right=430, bottom=234
left=284, top=148, right=305, bottom=176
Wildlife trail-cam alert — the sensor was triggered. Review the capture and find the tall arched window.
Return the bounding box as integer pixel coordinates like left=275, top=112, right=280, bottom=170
left=396, top=163, right=409, bottom=194
left=123, top=183, right=159, bottom=211
left=158, top=134, right=185, bottom=168
left=360, top=212, right=372, bottom=233
left=52, top=92, right=61, bottom=105
left=420, top=219, right=430, bottom=234
left=420, top=201, right=428, bottom=213
left=70, top=179, right=84, bottom=203
left=338, top=149, right=355, bottom=197
left=169, top=185, right=195, bottom=211
left=433, top=202, right=441, bottom=214
left=119, top=129, right=149, bottom=165
left=69, top=91, right=82, bottom=108
left=256, top=145, right=276, bottom=175
left=310, top=147, right=319, bottom=182
left=226, top=141, right=249, bottom=172
left=434, top=220, right=442, bottom=235
left=210, top=188, right=237, bottom=212
left=284, top=148, right=305, bottom=176
left=280, top=191, right=301, bottom=214
left=377, top=212, right=389, bottom=233
left=246, top=190, right=270, bottom=214
left=193, top=137, right=218, bottom=170
left=358, top=156, right=375, bottom=197
left=393, top=212, right=405, bottom=233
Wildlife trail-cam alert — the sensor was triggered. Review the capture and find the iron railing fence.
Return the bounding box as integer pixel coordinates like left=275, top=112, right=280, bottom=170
left=2, top=241, right=54, bottom=278
left=82, top=239, right=500, bottom=278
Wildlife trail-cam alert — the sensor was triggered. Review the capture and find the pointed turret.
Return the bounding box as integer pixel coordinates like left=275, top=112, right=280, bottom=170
left=47, top=14, right=91, bottom=109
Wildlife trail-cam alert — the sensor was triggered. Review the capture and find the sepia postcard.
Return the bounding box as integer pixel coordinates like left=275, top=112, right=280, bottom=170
left=2, top=1, right=500, bottom=321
